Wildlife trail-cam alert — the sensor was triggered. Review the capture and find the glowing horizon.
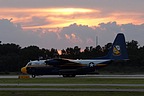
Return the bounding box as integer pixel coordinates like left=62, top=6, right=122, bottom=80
left=0, top=7, right=143, bottom=30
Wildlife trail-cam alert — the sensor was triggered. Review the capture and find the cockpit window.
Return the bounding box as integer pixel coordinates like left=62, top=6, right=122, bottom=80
left=26, top=60, right=46, bottom=66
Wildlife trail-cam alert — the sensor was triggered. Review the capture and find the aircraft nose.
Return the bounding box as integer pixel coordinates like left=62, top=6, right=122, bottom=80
left=21, top=67, right=27, bottom=74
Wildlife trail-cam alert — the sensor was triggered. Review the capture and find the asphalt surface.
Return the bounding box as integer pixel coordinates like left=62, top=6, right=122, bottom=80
left=1, top=74, right=144, bottom=78
left=1, top=83, right=144, bottom=87
left=0, top=75, right=144, bottom=92
left=0, top=88, right=144, bottom=92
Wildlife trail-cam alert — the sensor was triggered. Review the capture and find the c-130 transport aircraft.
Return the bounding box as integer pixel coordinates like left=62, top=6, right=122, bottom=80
left=21, top=33, right=128, bottom=78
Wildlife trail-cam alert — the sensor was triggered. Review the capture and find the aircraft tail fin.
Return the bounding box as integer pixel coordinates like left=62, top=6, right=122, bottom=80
left=102, top=33, right=128, bottom=60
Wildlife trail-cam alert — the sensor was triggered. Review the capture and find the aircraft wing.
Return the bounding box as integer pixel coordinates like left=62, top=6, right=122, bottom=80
left=56, top=58, right=78, bottom=63
left=45, top=58, right=81, bottom=66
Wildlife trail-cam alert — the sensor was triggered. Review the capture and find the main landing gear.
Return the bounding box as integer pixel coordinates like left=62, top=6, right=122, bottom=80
left=31, top=74, right=36, bottom=78
left=62, top=74, right=76, bottom=77
left=31, top=74, right=76, bottom=78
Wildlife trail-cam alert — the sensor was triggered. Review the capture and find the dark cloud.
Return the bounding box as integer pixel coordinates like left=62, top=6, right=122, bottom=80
left=121, top=23, right=144, bottom=44
left=0, top=18, right=23, bottom=42
left=59, top=23, right=97, bottom=48
left=0, top=19, right=144, bottom=49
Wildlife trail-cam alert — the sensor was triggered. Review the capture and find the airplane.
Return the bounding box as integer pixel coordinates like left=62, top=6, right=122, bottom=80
left=21, top=33, right=128, bottom=78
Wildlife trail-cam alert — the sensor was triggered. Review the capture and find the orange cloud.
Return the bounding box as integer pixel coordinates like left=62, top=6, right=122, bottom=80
left=0, top=8, right=98, bottom=29
left=0, top=7, right=143, bottom=30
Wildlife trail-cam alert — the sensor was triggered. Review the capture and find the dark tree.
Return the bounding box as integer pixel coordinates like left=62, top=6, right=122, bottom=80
left=0, top=39, right=144, bottom=74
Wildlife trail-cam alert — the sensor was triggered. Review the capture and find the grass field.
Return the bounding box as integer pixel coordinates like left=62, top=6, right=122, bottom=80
left=0, top=77, right=144, bottom=96
left=0, top=91, right=144, bottom=96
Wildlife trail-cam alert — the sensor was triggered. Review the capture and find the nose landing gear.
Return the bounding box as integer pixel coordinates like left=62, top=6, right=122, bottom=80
left=31, top=74, right=36, bottom=78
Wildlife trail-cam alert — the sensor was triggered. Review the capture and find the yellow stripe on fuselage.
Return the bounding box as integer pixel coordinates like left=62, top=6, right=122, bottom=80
left=60, top=63, right=86, bottom=67
left=96, top=64, right=107, bottom=67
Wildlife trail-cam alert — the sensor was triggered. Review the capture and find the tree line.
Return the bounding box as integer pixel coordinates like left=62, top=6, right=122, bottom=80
left=0, top=40, right=144, bottom=74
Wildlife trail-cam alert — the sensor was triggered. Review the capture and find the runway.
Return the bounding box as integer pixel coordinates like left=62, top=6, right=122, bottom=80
left=0, top=74, right=144, bottom=78
left=0, top=83, right=144, bottom=92
left=0, top=88, right=144, bottom=92
left=1, top=83, right=144, bottom=87
left=0, top=75, right=144, bottom=92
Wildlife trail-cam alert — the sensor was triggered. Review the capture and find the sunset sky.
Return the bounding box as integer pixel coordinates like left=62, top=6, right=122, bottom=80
left=0, top=0, right=144, bottom=50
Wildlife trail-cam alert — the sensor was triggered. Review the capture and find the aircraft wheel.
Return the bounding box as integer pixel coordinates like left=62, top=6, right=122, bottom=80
left=69, top=74, right=76, bottom=77
left=32, top=74, right=36, bottom=78
left=62, top=74, right=76, bottom=77
left=71, top=75, right=76, bottom=77
left=62, top=75, right=68, bottom=77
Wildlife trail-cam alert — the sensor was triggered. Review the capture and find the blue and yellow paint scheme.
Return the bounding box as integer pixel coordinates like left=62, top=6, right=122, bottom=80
left=21, top=33, right=128, bottom=78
